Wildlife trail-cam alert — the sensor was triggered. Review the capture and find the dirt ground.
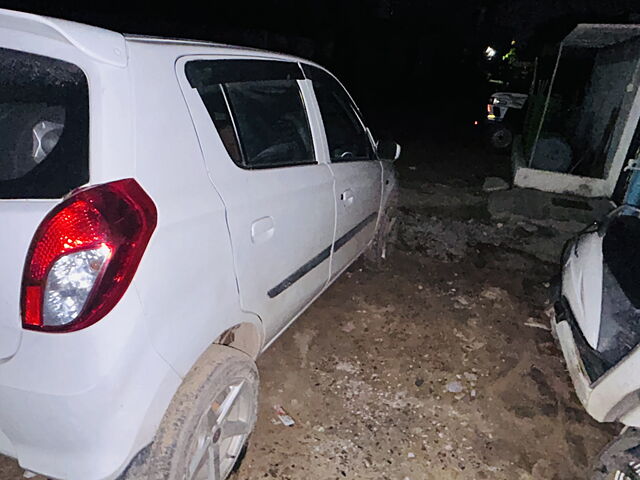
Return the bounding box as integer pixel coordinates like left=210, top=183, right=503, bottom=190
left=232, top=140, right=617, bottom=480
left=0, top=138, right=618, bottom=479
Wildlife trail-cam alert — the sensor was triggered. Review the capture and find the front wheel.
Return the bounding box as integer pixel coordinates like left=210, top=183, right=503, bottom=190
left=125, top=345, right=259, bottom=480
left=364, top=192, right=398, bottom=269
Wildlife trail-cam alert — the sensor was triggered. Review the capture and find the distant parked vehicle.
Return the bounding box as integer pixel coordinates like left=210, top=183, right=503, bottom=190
left=0, top=8, right=399, bottom=480
left=483, top=92, right=528, bottom=151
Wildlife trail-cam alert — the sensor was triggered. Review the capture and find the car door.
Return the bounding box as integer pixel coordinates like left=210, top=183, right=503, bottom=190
left=303, top=65, right=382, bottom=279
left=178, top=58, right=335, bottom=343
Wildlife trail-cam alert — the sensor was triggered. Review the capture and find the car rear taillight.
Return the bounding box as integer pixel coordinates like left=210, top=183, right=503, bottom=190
left=21, top=179, right=157, bottom=332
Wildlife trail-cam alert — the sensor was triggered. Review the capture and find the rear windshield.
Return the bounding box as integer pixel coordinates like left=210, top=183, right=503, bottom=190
left=0, top=48, right=89, bottom=199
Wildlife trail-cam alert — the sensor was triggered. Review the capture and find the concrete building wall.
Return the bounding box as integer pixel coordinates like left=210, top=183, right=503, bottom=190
left=515, top=26, right=640, bottom=198
left=575, top=37, right=640, bottom=178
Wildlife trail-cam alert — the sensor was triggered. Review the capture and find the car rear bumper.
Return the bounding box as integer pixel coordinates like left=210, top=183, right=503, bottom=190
left=0, top=291, right=181, bottom=480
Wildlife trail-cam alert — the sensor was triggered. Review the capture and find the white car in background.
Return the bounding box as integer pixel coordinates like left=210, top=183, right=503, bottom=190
left=0, top=9, right=399, bottom=480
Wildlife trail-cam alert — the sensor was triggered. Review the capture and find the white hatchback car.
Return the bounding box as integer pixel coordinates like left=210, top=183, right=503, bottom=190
left=0, top=8, right=399, bottom=480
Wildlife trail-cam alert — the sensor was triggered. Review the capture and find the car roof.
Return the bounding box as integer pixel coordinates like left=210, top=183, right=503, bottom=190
left=0, top=8, right=320, bottom=69
left=123, top=34, right=314, bottom=65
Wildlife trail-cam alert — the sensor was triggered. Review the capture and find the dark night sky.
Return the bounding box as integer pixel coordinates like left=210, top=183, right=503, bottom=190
left=2, top=0, right=640, bottom=137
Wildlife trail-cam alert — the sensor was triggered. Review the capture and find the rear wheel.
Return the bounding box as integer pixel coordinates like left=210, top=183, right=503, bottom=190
left=125, top=345, right=259, bottom=480
left=591, top=428, right=640, bottom=480
left=487, top=125, right=513, bottom=151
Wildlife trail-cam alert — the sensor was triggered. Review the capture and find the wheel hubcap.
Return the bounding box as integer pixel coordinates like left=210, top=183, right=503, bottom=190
left=186, top=380, right=253, bottom=480
left=608, top=461, right=640, bottom=480
left=611, top=471, right=632, bottom=480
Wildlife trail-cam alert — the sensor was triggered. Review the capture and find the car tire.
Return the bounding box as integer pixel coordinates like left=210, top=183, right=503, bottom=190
left=124, top=345, right=259, bottom=480
left=487, top=125, right=513, bottom=151
left=590, top=428, right=640, bottom=479
left=364, top=191, right=398, bottom=269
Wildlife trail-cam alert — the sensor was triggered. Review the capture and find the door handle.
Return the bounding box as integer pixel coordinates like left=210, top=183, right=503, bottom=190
left=341, top=189, right=355, bottom=206
left=251, top=216, right=275, bottom=244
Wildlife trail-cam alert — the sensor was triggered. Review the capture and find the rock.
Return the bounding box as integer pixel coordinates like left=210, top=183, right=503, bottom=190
left=518, top=221, right=539, bottom=233
left=480, top=286, right=508, bottom=301
left=531, top=459, right=554, bottom=478
left=341, top=321, right=356, bottom=333
left=454, top=296, right=470, bottom=307
left=482, top=176, right=509, bottom=192
left=415, top=378, right=424, bottom=387
left=463, top=372, right=478, bottom=382
left=446, top=381, right=464, bottom=393
left=524, top=318, right=551, bottom=331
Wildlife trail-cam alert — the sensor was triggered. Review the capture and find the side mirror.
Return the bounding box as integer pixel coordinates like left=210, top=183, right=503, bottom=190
left=377, top=139, right=401, bottom=162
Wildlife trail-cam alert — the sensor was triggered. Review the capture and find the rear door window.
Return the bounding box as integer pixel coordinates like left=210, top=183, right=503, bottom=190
left=186, top=60, right=315, bottom=169
left=0, top=47, right=89, bottom=199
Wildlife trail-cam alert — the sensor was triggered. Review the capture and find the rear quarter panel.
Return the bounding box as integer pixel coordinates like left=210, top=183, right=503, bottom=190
left=127, top=41, right=262, bottom=377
